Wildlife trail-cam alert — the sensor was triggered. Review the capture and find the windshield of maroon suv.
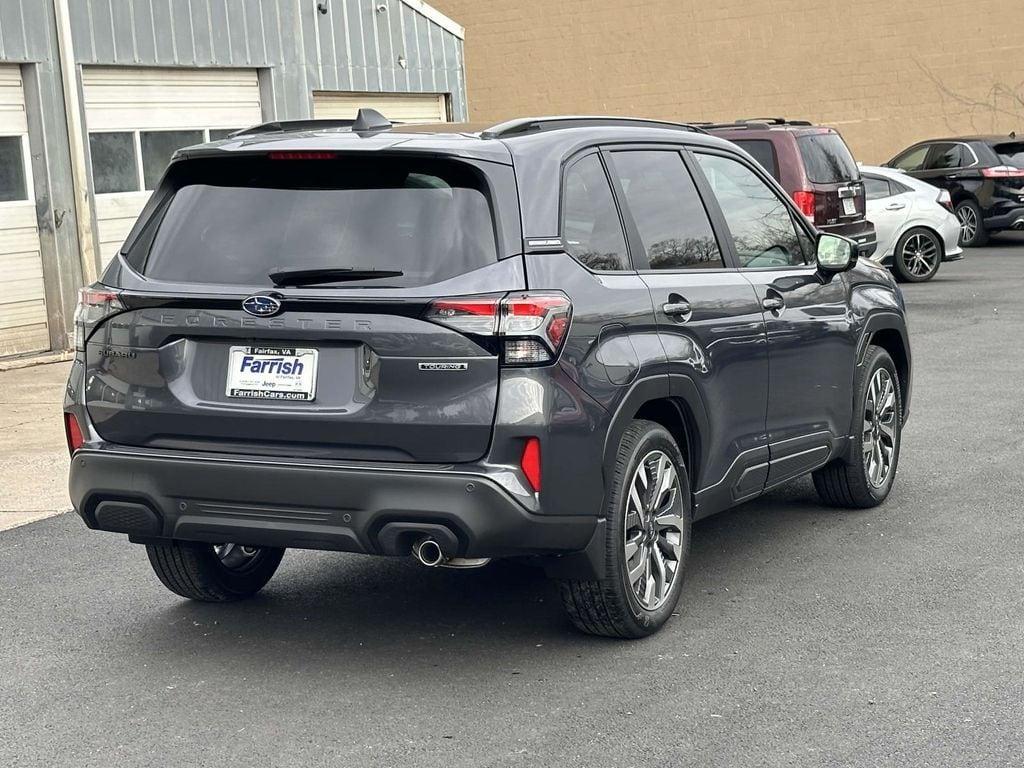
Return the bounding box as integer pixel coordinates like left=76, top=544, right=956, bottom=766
left=993, top=141, right=1024, bottom=168
left=797, top=132, right=860, bottom=183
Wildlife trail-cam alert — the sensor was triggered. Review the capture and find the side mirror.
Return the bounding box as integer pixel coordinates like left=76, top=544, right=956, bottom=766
left=816, top=233, right=857, bottom=273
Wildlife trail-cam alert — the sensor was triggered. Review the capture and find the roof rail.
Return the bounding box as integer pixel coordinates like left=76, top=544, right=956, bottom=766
left=480, top=116, right=707, bottom=139
left=230, top=109, right=394, bottom=138
left=697, top=117, right=815, bottom=131
left=737, top=117, right=814, bottom=126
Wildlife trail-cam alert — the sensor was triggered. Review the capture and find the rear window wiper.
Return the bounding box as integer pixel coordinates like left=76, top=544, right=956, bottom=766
left=268, top=266, right=405, bottom=287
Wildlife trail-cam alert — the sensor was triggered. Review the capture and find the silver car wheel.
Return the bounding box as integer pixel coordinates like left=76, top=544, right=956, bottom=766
left=957, top=205, right=978, bottom=244
left=623, top=450, right=685, bottom=610
left=863, top=368, right=898, bottom=488
left=899, top=232, right=939, bottom=277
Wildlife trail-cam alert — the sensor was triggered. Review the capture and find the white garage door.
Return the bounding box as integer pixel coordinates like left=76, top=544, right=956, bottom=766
left=313, top=92, right=449, bottom=124
left=0, top=65, right=49, bottom=358
left=83, top=67, right=263, bottom=267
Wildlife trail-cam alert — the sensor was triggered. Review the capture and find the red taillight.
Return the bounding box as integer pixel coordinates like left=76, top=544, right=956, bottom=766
left=64, top=413, right=85, bottom=454
left=981, top=165, right=1024, bottom=178
left=424, top=292, right=572, bottom=366
left=268, top=151, right=337, bottom=161
left=936, top=189, right=953, bottom=211
left=792, top=190, right=816, bottom=219
left=520, top=437, right=541, bottom=492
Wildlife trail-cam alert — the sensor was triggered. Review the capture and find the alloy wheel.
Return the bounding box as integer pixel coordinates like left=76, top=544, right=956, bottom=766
left=957, top=205, right=978, bottom=244
left=623, top=450, right=686, bottom=610
left=863, top=368, right=898, bottom=488
left=899, top=232, right=939, bottom=278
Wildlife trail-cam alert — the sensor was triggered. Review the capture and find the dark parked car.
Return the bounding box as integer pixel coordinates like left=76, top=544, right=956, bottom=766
left=65, top=113, right=911, bottom=638
left=702, top=118, right=877, bottom=257
left=885, top=134, right=1024, bottom=246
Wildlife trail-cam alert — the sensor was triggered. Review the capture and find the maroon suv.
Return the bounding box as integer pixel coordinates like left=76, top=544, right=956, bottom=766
left=703, top=119, right=877, bottom=257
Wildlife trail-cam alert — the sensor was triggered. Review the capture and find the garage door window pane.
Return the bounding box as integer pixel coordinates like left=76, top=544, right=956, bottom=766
left=141, top=131, right=204, bottom=190
left=0, top=137, right=28, bottom=202
left=90, top=132, right=139, bottom=194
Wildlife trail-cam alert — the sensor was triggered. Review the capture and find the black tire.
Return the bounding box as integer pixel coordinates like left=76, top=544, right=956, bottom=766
left=892, top=227, right=942, bottom=283
left=145, top=541, right=285, bottom=601
left=955, top=199, right=989, bottom=247
left=559, top=420, right=692, bottom=638
left=813, top=346, right=902, bottom=508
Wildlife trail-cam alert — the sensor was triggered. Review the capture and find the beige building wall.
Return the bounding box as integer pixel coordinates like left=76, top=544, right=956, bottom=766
left=431, top=0, right=1024, bottom=163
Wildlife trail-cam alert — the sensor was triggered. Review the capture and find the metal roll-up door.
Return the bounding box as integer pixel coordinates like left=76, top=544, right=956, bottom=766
left=0, top=65, right=48, bottom=357
left=82, top=67, right=263, bottom=267
left=313, top=92, right=449, bottom=124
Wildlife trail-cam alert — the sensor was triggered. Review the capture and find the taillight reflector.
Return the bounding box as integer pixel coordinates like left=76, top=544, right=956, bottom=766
left=64, top=413, right=85, bottom=454
left=521, top=437, right=541, bottom=492
left=792, top=190, right=816, bottom=219
left=424, top=292, right=572, bottom=367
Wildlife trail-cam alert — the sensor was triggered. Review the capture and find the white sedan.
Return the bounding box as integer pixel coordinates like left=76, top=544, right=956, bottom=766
left=860, top=164, right=964, bottom=282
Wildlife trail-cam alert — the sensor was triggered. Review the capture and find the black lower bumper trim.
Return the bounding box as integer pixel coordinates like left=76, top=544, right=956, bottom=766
left=69, top=448, right=597, bottom=558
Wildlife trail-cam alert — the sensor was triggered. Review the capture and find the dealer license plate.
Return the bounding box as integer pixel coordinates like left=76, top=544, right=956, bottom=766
left=842, top=197, right=857, bottom=216
left=226, top=346, right=318, bottom=401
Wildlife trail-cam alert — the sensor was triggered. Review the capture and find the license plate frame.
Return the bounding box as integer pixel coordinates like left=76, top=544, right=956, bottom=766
left=226, top=345, right=319, bottom=402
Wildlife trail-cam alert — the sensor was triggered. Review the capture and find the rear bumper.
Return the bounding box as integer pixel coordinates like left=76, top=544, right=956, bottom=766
left=983, top=206, right=1024, bottom=231
left=69, top=447, right=597, bottom=559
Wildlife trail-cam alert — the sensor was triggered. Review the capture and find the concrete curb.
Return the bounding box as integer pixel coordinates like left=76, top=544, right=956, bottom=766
left=0, top=351, right=74, bottom=372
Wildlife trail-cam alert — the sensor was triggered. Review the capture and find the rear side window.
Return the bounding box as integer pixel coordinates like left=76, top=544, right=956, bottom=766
left=797, top=132, right=859, bottom=183
left=610, top=150, right=724, bottom=270
left=925, top=143, right=965, bottom=170
left=993, top=142, right=1024, bottom=168
left=128, top=156, right=498, bottom=288
left=733, top=139, right=780, bottom=180
left=561, top=154, right=630, bottom=271
left=864, top=176, right=893, bottom=200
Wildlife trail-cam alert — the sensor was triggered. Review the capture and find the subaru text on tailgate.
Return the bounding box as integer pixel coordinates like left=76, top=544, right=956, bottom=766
left=66, top=113, right=911, bottom=637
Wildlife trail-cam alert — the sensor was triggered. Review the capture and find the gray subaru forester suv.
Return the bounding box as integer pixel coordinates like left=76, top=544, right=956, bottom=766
left=65, top=113, right=911, bottom=638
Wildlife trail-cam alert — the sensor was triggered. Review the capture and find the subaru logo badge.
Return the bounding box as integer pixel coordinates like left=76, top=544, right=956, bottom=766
left=242, top=295, right=282, bottom=317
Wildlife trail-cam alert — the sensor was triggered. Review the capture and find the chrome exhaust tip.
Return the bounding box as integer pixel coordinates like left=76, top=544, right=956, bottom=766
left=412, top=537, right=445, bottom=567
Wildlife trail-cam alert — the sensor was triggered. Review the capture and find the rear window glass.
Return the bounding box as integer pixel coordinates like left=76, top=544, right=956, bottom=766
left=993, top=142, right=1024, bottom=168
left=733, top=140, right=780, bottom=180
left=796, top=132, right=860, bottom=183
left=128, top=156, right=498, bottom=288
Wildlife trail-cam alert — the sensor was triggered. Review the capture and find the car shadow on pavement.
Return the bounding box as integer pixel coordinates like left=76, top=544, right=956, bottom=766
left=130, top=475, right=859, bottom=666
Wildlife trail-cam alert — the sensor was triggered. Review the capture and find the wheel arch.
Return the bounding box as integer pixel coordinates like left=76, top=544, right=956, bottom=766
left=858, top=313, right=911, bottom=421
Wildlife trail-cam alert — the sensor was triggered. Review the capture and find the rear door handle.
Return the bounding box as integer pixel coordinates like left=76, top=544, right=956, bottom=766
left=762, top=296, right=785, bottom=312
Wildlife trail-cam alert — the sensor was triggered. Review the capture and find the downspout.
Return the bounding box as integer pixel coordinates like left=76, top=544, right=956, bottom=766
left=52, top=0, right=98, bottom=284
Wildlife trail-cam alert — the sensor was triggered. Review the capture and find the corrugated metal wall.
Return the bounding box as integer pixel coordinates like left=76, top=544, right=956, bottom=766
left=64, top=0, right=467, bottom=121
left=0, top=0, right=466, bottom=356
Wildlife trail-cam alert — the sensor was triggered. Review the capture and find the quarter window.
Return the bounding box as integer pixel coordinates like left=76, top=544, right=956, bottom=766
left=561, top=154, right=630, bottom=271
left=611, top=150, right=724, bottom=270
left=0, top=136, right=28, bottom=202
left=864, top=176, right=893, bottom=200
left=695, top=153, right=813, bottom=268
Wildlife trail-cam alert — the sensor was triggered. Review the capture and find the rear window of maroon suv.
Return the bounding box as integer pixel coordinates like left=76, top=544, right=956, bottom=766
left=797, top=132, right=860, bottom=183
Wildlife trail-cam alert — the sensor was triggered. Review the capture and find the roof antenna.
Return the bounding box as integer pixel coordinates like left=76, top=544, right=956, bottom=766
left=1011, top=130, right=1017, bottom=139
left=352, top=108, right=392, bottom=134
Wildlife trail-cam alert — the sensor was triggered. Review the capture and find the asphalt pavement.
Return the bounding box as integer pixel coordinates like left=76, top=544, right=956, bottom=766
left=2, top=235, right=1023, bottom=767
